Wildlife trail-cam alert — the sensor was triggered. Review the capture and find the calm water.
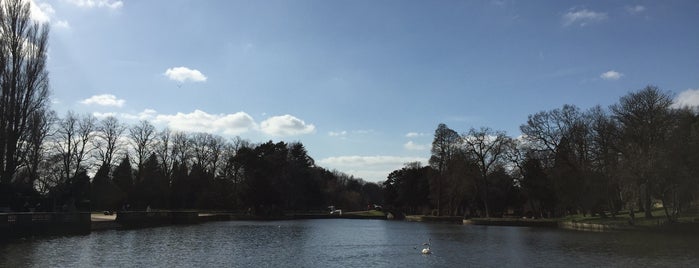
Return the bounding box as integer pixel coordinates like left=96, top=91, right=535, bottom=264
left=1, top=219, right=698, bottom=267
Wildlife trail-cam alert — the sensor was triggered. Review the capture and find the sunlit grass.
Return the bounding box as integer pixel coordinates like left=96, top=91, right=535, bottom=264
left=562, top=208, right=699, bottom=227
left=346, top=210, right=386, bottom=217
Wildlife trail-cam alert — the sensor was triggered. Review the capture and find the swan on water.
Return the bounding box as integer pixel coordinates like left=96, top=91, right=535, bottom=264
left=421, top=239, right=432, bottom=254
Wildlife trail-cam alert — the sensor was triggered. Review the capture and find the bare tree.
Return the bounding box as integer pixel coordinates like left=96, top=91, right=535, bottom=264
left=155, top=128, right=173, bottom=179
left=611, top=85, right=674, bottom=219
left=428, top=123, right=460, bottom=215
left=0, top=0, right=51, bottom=184
left=74, top=114, right=96, bottom=174
left=54, top=112, right=77, bottom=182
left=171, top=131, right=191, bottom=166
left=94, top=116, right=126, bottom=168
left=207, top=134, right=225, bottom=176
left=128, top=120, right=156, bottom=171
left=463, top=127, right=512, bottom=218
left=53, top=112, right=96, bottom=181
left=35, top=153, right=62, bottom=194
left=16, top=108, right=55, bottom=186
left=191, top=132, right=225, bottom=174
left=520, top=104, right=582, bottom=167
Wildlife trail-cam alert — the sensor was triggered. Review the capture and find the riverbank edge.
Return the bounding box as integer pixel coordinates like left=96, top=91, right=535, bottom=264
left=7, top=211, right=697, bottom=238
left=1, top=212, right=92, bottom=240
left=463, top=218, right=559, bottom=228
left=404, top=215, right=463, bottom=223
left=101, top=213, right=699, bottom=234
left=460, top=217, right=699, bottom=233
left=91, top=211, right=387, bottom=231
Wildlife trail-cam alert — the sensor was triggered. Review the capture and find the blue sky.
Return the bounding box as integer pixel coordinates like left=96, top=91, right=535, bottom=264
left=32, top=0, right=699, bottom=182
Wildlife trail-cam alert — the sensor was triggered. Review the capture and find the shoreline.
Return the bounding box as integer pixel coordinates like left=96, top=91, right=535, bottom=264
left=6, top=210, right=699, bottom=240
left=93, top=211, right=387, bottom=231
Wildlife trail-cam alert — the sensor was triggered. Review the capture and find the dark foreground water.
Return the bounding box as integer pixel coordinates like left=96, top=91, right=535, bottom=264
left=2, top=219, right=698, bottom=267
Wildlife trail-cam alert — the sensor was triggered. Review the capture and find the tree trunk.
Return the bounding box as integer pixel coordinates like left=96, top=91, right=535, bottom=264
left=628, top=206, right=635, bottom=225
left=643, top=184, right=653, bottom=218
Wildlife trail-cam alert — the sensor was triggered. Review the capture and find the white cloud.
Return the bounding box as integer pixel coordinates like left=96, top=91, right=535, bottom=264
left=328, top=129, right=374, bottom=138
left=80, top=94, right=125, bottom=107
left=92, top=112, right=116, bottom=119
left=626, top=5, right=645, bottom=14
left=24, top=1, right=72, bottom=29
left=260, top=115, right=315, bottom=136
left=122, top=109, right=158, bottom=121
left=405, top=132, right=426, bottom=138
left=404, top=141, right=430, bottom=151
left=27, top=0, right=54, bottom=23
left=319, top=156, right=426, bottom=168
left=562, top=8, right=607, bottom=27
left=352, top=130, right=374, bottom=135
left=98, top=109, right=315, bottom=137
left=54, top=20, right=70, bottom=29
left=154, top=110, right=257, bottom=135
left=329, top=131, right=347, bottom=137
left=318, top=155, right=428, bottom=182
left=65, top=0, right=123, bottom=9
left=491, top=0, right=506, bottom=7
left=600, top=70, right=623, bottom=80
left=164, top=67, right=207, bottom=83
left=672, top=89, right=699, bottom=109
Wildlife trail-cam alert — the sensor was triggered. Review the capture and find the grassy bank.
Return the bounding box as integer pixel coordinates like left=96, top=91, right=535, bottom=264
left=91, top=210, right=388, bottom=231
left=343, top=210, right=386, bottom=217
left=464, top=209, right=699, bottom=232
left=465, top=217, right=559, bottom=227
left=402, top=208, right=699, bottom=233
left=405, top=215, right=463, bottom=223
left=562, top=209, right=699, bottom=228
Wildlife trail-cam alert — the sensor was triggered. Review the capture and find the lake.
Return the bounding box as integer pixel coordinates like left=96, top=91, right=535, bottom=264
left=1, top=219, right=698, bottom=267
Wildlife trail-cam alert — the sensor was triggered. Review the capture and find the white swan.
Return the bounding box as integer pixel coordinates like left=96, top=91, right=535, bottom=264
left=421, top=239, right=432, bottom=254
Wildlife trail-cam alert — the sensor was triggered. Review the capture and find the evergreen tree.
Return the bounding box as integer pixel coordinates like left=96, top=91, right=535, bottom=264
left=113, top=156, right=134, bottom=208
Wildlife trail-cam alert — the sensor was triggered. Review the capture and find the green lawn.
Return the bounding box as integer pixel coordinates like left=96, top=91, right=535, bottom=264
left=562, top=209, right=699, bottom=227
left=345, top=210, right=386, bottom=217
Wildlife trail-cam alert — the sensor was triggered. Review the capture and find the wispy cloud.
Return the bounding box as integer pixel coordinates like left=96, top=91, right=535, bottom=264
left=30, top=0, right=119, bottom=30
left=154, top=110, right=257, bottom=135
left=405, top=132, right=427, bottom=138
left=626, top=5, right=646, bottom=15
left=260, top=115, right=316, bottom=136
left=164, top=67, right=207, bottom=83
left=319, top=156, right=426, bottom=167
left=105, top=109, right=315, bottom=137
left=404, top=141, right=429, bottom=151
left=600, top=70, right=623, bottom=80
left=80, top=94, right=125, bottom=107
left=318, top=155, right=428, bottom=181
left=54, top=20, right=70, bottom=29
left=329, top=129, right=374, bottom=138
left=65, top=0, right=123, bottom=10
left=92, top=112, right=117, bottom=118
left=562, top=8, right=607, bottom=27
left=28, top=0, right=54, bottom=23
left=672, top=89, right=699, bottom=109
left=329, top=131, right=348, bottom=137
left=121, top=109, right=158, bottom=121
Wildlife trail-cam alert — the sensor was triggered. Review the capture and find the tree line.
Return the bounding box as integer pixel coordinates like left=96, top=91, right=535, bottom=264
left=3, top=112, right=383, bottom=214
left=384, top=86, right=699, bottom=223
left=0, top=0, right=381, bottom=214
left=3, top=110, right=383, bottom=214
left=3, top=0, right=698, bottom=222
